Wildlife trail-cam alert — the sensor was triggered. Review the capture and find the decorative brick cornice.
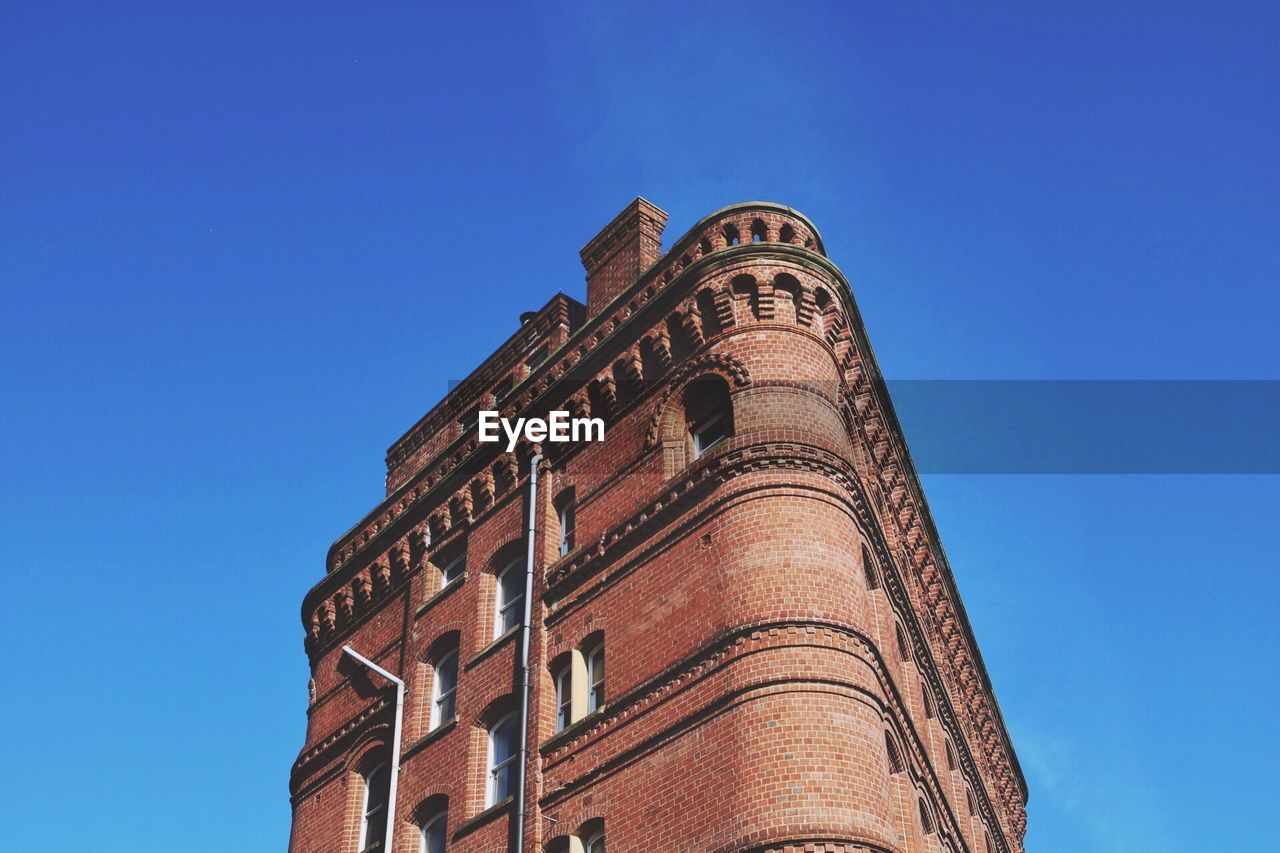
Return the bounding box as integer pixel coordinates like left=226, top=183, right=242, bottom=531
left=324, top=204, right=826, bottom=581
left=538, top=618, right=973, bottom=851
left=289, top=696, right=390, bottom=799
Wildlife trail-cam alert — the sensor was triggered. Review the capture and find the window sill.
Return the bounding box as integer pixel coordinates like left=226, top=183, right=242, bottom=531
left=416, top=575, right=465, bottom=618
left=454, top=795, right=513, bottom=838
left=401, top=717, right=457, bottom=762
left=466, top=625, right=519, bottom=670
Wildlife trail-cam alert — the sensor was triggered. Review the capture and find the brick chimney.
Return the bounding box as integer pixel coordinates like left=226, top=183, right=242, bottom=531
left=580, top=197, right=668, bottom=319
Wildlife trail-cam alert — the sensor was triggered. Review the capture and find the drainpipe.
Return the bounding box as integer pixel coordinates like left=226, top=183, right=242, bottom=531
left=343, top=644, right=405, bottom=853
left=514, top=452, right=543, bottom=853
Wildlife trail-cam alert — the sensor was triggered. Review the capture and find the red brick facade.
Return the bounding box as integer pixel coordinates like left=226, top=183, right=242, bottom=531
left=289, top=200, right=1028, bottom=853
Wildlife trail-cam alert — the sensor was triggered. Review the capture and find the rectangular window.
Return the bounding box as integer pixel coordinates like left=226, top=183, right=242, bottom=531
left=555, top=666, right=572, bottom=732
left=587, top=644, right=605, bottom=714
left=439, top=552, right=465, bottom=588
left=495, top=559, right=524, bottom=638
left=359, top=762, right=390, bottom=851
left=487, top=714, right=520, bottom=805
left=558, top=501, right=575, bottom=557
left=430, top=651, right=458, bottom=731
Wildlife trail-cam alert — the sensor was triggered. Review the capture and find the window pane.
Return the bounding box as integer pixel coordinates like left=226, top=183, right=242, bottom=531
left=559, top=504, right=575, bottom=556
left=421, top=812, right=447, bottom=853
left=588, top=646, right=604, bottom=712
left=360, top=761, right=390, bottom=850
left=441, top=554, right=464, bottom=585
left=362, top=810, right=387, bottom=851
left=496, top=562, right=524, bottom=636
left=492, top=715, right=518, bottom=764
left=693, top=414, right=730, bottom=456
left=437, top=653, right=457, bottom=694
left=586, top=833, right=605, bottom=853
left=555, top=668, right=571, bottom=731
left=436, top=689, right=455, bottom=726
left=431, top=653, right=458, bottom=730
left=493, top=760, right=515, bottom=801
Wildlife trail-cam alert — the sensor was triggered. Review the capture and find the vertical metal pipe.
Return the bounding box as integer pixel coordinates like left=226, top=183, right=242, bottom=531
left=514, top=452, right=543, bottom=853
left=342, top=645, right=405, bottom=853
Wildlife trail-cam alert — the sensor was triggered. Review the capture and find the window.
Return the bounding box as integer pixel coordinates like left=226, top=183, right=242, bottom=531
left=922, top=682, right=936, bottom=719
left=557, top=498, right=575, bottom=557
left=945, top=738, right=957, bottom=771
left=429, top=651, right=458, bottom=731
left=359, top=761, right=390, bottom=851
left=895, top=622, right=911, bottom=662
left=919, top=798, right=935, bottom=834
left=585, top=831, right=605, bottom=853
left=692, top=412, right=730, bottom=457
left=586, top=643, right=605, bottom=714
left=885, top=731, right=904, bottom=774
left=861, top=545, right=879, bottom=590
left=685, top=376, right=733, bottom=460
left=419, top=808, right=447, bottom=853
left=487, top=713, right=520, bottom=806
left=554, top=664, right=572, bottom=732
left=439, top=551, right=465, bottom=588
left=494, top=558, right=524, bottom=639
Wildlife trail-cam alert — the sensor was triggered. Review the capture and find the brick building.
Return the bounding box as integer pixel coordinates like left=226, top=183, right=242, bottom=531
left=288, top=199, right=1028, bottom=853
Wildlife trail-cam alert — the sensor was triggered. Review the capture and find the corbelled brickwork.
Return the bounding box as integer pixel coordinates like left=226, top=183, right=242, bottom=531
left=289, top=200, right=1027, bottom=853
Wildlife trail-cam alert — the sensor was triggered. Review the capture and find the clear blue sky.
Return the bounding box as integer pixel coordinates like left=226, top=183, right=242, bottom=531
left=1, top=3, right=1276, bottom=850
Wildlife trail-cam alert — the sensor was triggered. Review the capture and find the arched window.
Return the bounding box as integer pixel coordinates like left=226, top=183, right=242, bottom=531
left=966, top=786, right=976, bottom=816
left=895, top=622, right=912, bottom=662
left=553, top=663, right=572, bottom=732
left=918, top=798, right=935, bottom=834
left=686, top=377, right=733, bottom=459
left=429, top=650, right=458, bottom=731
left=487, top=712, right=520, bottom=806
left=723, top=224, right=740, bottom=246
left=922, top=682, right=936, bottom=719
left=419, top=806, right=447, bottom=853
left=779, top=223, right=796, bottom=243
left=585, top=830, right=606, bottom=853
left=358, top=760, right=390, bottom=852
left=885, top=731, right=904, bottom=774
left=586, top=641, right=605, bottom=713
left=861, top=545, right=879, bottom=590
left=494, top=558, right=524, bottom=639
left=945, top=738, right=957, bottom=771
left=750, top=219, right=766, bottom=242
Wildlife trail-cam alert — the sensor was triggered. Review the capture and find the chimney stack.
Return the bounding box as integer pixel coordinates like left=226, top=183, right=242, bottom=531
left=580, top=197, right=668, bottom=319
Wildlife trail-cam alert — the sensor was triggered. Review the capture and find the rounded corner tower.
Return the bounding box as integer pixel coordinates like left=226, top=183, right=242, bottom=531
left=289, top=199, right=1028, bottom=853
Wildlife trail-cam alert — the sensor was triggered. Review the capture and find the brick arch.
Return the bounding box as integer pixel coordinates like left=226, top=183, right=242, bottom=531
left=645, top=353, right=750, bottom=448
